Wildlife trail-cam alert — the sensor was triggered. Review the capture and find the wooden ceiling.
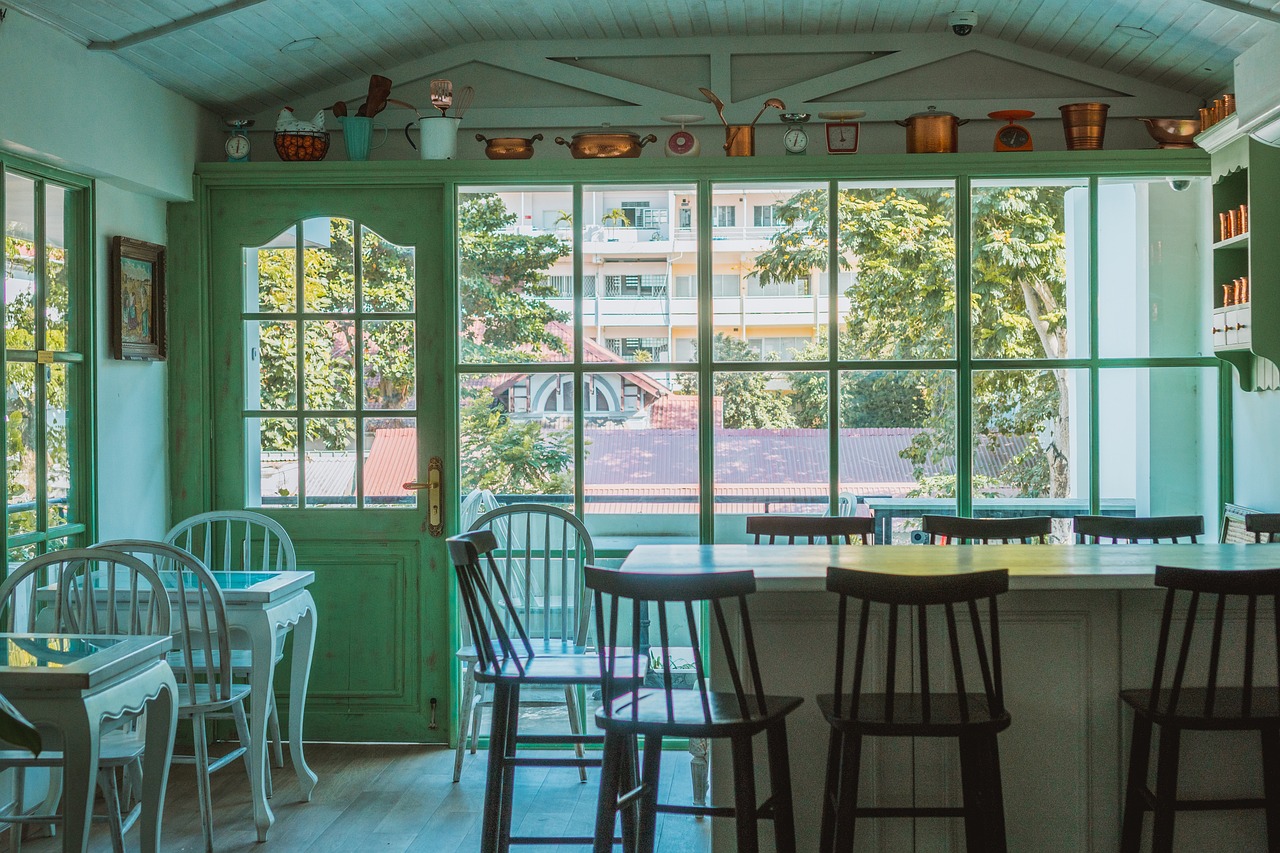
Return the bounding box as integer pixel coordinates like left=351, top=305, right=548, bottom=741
left=10, top=0, right=1277, bottom=118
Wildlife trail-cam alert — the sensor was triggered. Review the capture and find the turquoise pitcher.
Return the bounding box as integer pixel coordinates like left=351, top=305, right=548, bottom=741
left=338, top=116, right=387, bottom=161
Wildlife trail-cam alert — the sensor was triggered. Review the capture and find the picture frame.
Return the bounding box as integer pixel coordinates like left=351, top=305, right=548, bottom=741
left=110, top=236, right=167, bottom=361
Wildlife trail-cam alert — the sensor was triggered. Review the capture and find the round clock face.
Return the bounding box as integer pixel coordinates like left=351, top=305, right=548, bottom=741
left=996, top=124, right=1032, bottom=151
left=665, top=130, right=699, bottom=157
left=225, top=134, right=251, bottom=159
left=783, top=127, right=808, bottom=153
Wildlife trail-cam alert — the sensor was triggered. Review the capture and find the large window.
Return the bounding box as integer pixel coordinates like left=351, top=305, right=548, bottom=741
left=4, top=167, right=89, bottom=559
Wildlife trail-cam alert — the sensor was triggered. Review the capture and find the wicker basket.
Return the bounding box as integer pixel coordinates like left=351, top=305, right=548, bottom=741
left=274, top=131, right=330, bottom=161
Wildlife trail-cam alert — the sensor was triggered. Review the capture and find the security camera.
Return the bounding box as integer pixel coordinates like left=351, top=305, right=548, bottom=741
left=949, top=11, right=977, bottom=36
left=1168, top=179, right=1192, bottom=192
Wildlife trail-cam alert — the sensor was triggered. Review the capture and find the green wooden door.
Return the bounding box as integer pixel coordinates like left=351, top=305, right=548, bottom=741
left=207, top=186, right=449, bottom=742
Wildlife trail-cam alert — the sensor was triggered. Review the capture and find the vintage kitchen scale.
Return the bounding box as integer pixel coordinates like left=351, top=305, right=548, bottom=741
left=989, top=110, right=1035, bottom=152
left=818, top=110, right=865, bottom=154
left=660, top=114, right=704, bottom=157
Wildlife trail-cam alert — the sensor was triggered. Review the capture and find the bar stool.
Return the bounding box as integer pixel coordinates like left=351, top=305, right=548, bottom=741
left=819, top=567, right=1012, bottom=853
left=747, top=515, right=875, bottom=544
left=1246, top=513, right=1280, bottom=543
left=1120, top=565, right=1280, bottom=852
left=587, top=565, right=803, bottom=853
left=447, top=531, right=643, bottom=853
left=922, top=514, right=1050, bottom=544
left=1073, top=515, right=1204, bottom=543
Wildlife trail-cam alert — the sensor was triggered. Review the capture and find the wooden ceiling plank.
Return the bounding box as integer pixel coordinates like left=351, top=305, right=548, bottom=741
left=993, top=0, right=1054, bottom=43
left=1197, top=0, right=1280, bottom=25
left=86, top=0, right=273, bottom=50
left=1026, top=1, right=1093, bottom=53
left=344, top=0, right=434, bottom=55
left=373, top=0, right=461, bottom=47
left=307, top=0, right=408, bottom=68
left=1124, top=6, right=1246, bottom=82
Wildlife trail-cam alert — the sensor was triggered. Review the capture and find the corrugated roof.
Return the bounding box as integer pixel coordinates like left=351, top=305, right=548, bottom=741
left=364, top=428, right=416, bottom=497
left=648, top=395, right=722, bottom=429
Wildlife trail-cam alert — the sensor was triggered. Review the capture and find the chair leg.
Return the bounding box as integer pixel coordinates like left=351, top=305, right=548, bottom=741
left=1261, top=729, right=1280, bottom=853
left=730, top=735, right=760, bottom=853
left=480, top=682, right=511, bottom=853
left=592, top=731, right=627, bottom=853
left=1151, top=726, right=1182, bottom=853
left=636, top=735, right=663, bottom=853
left=267, top=694, right=285, bottom=769
left=832, top=731, right=862, bottom=853
left=498, top=684, right=521, bottom=853
left=619, top=735, right=640, bottom=853
left=471, top=683, right=486, bottom=754
left=192, top=714, right=216, bottom=853
left=819, top=728, right=842, bottom=853
left=958, top=734, right=988, bottom=853
left=564, top=684, right=588, bottom=783
left=98, top=769, right=126, bottom=853
left=979, top=732, right=1008, bottom=853
left=1121, top=714, right=1155, bottom=853
left=12, top=768, right=23, bottom=853
left=689, top=737, right=709, bottom=808
left=454, top=666, right=477, bottom=783
left=765, top=720, right=796, bottom=853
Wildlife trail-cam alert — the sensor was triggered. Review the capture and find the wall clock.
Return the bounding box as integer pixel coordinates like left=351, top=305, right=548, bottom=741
left=225, top=118, right=254, bottom=163
left=660, top=114, right=704, bottom=157
left=780, top=113, right=811, bottom=155
left=989, top=110, right=1035, bottom=152
left=818, top=110, right=866, bottom=155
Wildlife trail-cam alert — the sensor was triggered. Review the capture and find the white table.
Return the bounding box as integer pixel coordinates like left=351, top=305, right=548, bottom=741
left=620, top=544, right=1280, bottom=852
left=0, top=634, right=177, bottom=853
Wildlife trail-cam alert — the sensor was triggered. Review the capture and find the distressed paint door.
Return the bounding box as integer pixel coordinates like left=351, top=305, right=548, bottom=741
left=207, top=186, right=448, bottom=742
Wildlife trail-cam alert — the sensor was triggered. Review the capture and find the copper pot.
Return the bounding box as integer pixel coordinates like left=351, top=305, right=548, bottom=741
left=896, top=107, right=968, bottom=153
left=475, top=133, right=542, bottom=160
left=554, top=130, right=658, bottom=159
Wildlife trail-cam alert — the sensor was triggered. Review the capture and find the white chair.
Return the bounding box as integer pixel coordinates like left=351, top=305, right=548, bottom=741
left=0, top=549, right=171, bottom=853
left=164, top=510, right=295, bottom=771
left=456, top=503, right=595, bottom=783
left=95, top=539, right=253, bottom=853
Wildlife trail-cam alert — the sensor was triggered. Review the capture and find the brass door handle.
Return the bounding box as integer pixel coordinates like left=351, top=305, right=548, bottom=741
left=403, top=456, right=444, bottom=537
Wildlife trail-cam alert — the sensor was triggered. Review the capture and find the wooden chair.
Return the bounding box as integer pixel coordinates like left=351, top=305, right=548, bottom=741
left=1073, top=515, right=1204, bottom=543
left=1222, top=504, right=1262, bottom=543
left=747, top=515, right=875, bottom=544
left=0, top=549, right=171, bottom=853
left=587, top=564, right=803, bottom=853
left=1246, top=514, right=1280, bottom=543
left=456, top=504, right=595, bottom=783
left=447, top=530, right=634, bottom=853
left=1120, top=565, right=1280, bottom=852
left=921, top=515, right=1051, bottom=544
left=819, top=567, right=1011, bottom=853
left=95, top=540, right=254, bottom=853
left=165, top=510, right=293, bottom=771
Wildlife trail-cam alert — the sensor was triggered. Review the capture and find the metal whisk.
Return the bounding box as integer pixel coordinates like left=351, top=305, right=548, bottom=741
left=453, top=85, right=474, bottom=120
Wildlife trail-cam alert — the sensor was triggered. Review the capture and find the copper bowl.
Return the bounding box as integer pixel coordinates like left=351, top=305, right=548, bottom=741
left=476, top=134, right=542, bottom=160
left=1137, top=118, right=1201, bottom=149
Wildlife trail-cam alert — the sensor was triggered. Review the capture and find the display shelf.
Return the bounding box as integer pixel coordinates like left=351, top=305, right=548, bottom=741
left=1212, top=232, right=1250, bottom=251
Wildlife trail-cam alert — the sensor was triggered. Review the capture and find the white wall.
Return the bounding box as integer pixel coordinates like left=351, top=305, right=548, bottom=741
left=1232, top=390, right=1280, bottom=509
left=0, top=11, right=219, bottom=540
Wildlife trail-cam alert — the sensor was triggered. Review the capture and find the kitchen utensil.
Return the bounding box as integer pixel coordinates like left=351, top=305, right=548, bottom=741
left=989, top=110, right=1035, bottom=151
left=660, top=114, right=703, bottom=157
left=724, top=126, right=755, bottom=156
left=896, top=106, right=968, bottom=153
left=330, top=100, right=348, bottom=118
left=699, top=88, right=728, bottom=127
left=554, top=129, right=657, bottom=158
left=339, top=116, right=388, bottom=161
left=364, top=75, right=392, bottom=118
left=748, top=98, right=786, bottom=128
left=453, top=86, right=474, bottom=120
left=476, top=133, right=541, bottom=159
left=406, top=116, right=461, bottom=159
left=1137, top=117, right=1201, bottom=149
left=1060, top=102, right=1110, bottom=150
left=431, top=80, right=453, bottom=117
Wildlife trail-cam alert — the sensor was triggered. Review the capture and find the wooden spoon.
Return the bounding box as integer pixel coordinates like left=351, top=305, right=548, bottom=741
left=364, top=75, right=392, bottom=118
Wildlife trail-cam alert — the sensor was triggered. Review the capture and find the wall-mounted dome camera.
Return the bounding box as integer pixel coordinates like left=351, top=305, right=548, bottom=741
left=1168, top=179, right=1192, bottom=192
left=949, top=11, right=977, bottom=36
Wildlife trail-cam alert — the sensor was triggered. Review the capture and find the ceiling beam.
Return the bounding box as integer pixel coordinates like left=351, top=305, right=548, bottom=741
left=87, top=0, right=272, bottom=51
left=1195, top=0, right=1280, bottom=26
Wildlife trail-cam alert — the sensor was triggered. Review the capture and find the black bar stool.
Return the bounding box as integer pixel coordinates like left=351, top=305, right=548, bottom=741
left=921, top=514, right=1051, bottom=544
left=1073, top=515, right=1204, bottom=543
left=819, top=567, right=1012, bottom=853
left=447, top=531, right=643, bottom=853
left=1120, top=565, right=1280, bottom=852
left=587, top=565, right=803, bottom=853
left=747, top=515, right=875, bottom=544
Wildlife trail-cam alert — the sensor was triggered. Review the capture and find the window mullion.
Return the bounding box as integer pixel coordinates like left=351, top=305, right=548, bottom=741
left=827, top=181, right=840, bottom=516
left=354, top=223, right=365, bottom=509
left=573, top=185, right=585, bottom=520
left=293, top=225, right=306, bottom=504
left=955, top=175, right=973, bottom=518
left=33, top=180, right=48, bottom=543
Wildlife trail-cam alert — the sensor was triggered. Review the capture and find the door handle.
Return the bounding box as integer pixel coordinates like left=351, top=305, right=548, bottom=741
left=403, top=456, right=444, bottom=537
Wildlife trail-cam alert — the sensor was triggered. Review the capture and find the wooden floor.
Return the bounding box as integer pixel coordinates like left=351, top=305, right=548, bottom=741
left=19, top=742, right=711, bottom=852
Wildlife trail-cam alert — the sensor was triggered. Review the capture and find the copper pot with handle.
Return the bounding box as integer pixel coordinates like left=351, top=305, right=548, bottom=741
left=554, top=129, right=658, bottom=159
left=475, top=133, right=542, bottom=160
left=896, top=106, right=969, bottom=153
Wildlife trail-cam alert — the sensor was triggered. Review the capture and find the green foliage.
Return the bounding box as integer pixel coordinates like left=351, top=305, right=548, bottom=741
left=788, top=338, right=928, bottom=429
left=678, top=334, right=796, bottom=429
left=459, top=388, right=571, bottom=494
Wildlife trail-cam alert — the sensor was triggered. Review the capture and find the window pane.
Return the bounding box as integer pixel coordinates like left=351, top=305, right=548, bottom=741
left=584, top=184, right=696, bottom=364
left=303, top=320, right=356, bottom=410
left=840, top=370, right=955, bottom=544
left=971, top=180, right=1088, bottom=359
left=302, top=217, right=355, bottom=313
left=361, top=226, right=415, bottom=312
left=5, top=173, right=36, bottom=347
left=6, top=362, right=36, bottom=535
left=363, top=320, right=415, bottom=409
left=458, top=373, right=573, bottom=520
left=839, top=181, right=957, bottom=360
left=714, top=370, right=826, bottom=541
left=304, top=417, right=356, bottom=507
left=1098, top=177, right=1209, bottom=358
left=44, top=185, right=69, bottom=351
left=458, top=187, right=573, bottom=364
left=364, top=417, right=416, bottom=508
left=1097, top=368, right=1218, bottom=520
left=246, top=226, right=296, bottom=313
left=584, top=372, right=698, bottom=543
left=246, top=321, right=296, bottom=410
left=247, top=417, right=298, bottom=508
left=45, top=364, right=70, bottom=528
left=713, top=182, right=828, bottom=363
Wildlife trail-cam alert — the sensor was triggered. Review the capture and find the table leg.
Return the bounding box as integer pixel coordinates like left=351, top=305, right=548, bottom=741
left=60, top=703, right=101, bottom=853
left=288, top=594, right=319, bottom=800
left=247, top=613, right=280, bottom=842
left=139, top=669, right=177, bottom=853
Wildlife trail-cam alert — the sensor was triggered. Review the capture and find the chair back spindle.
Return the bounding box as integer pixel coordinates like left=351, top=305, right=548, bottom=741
left=448, top=531, right=538, bottom=678
left=165, top=510, right=297, bottom=575
left=1073, top=514, right=1204, bottom=544
left=1246, top=514, right=1280, bottom=544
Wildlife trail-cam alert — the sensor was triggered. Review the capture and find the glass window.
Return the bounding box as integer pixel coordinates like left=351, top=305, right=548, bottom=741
left=712, top=205, right=736, bottom=228
left=753, top=204, right=778, bottom=227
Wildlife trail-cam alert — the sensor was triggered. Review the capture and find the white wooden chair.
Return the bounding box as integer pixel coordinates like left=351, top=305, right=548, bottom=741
left=0, top=549, right=171, bottom=853
left=95, top=540, right=253, bottom=853
left=455, top=503, right=595, bottom=783
left=164, top=510, right=295, bottom=771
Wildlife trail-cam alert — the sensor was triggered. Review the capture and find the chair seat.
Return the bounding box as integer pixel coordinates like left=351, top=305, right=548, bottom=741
left=175, top=681, right=253, bottom=715
left=470, top=645, right=644, bottom=686
left=817, top=692, right=1011, bottom=736
left=1120, top=687, right=1280, bottom=730
left=596, top=688, right=802, bottom=738
left=457, top=638, right=587, bottom=663
left=0, top=729, right=146, bottom=769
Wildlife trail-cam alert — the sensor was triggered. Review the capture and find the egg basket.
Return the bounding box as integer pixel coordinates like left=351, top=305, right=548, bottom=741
left=274, top=130, right=330, bottom=161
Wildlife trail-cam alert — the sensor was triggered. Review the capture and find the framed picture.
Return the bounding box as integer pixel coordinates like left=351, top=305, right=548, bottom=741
left=110, top=236, right=167, bottom=361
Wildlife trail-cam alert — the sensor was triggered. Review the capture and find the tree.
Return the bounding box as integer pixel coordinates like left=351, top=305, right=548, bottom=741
left=789, top=337, right=928, bottom=429
left=459, top=388, right=572, bottom=494
left=755, top=185, right=1071, bottom=497
left=677, top=334, right=796, bottom=429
